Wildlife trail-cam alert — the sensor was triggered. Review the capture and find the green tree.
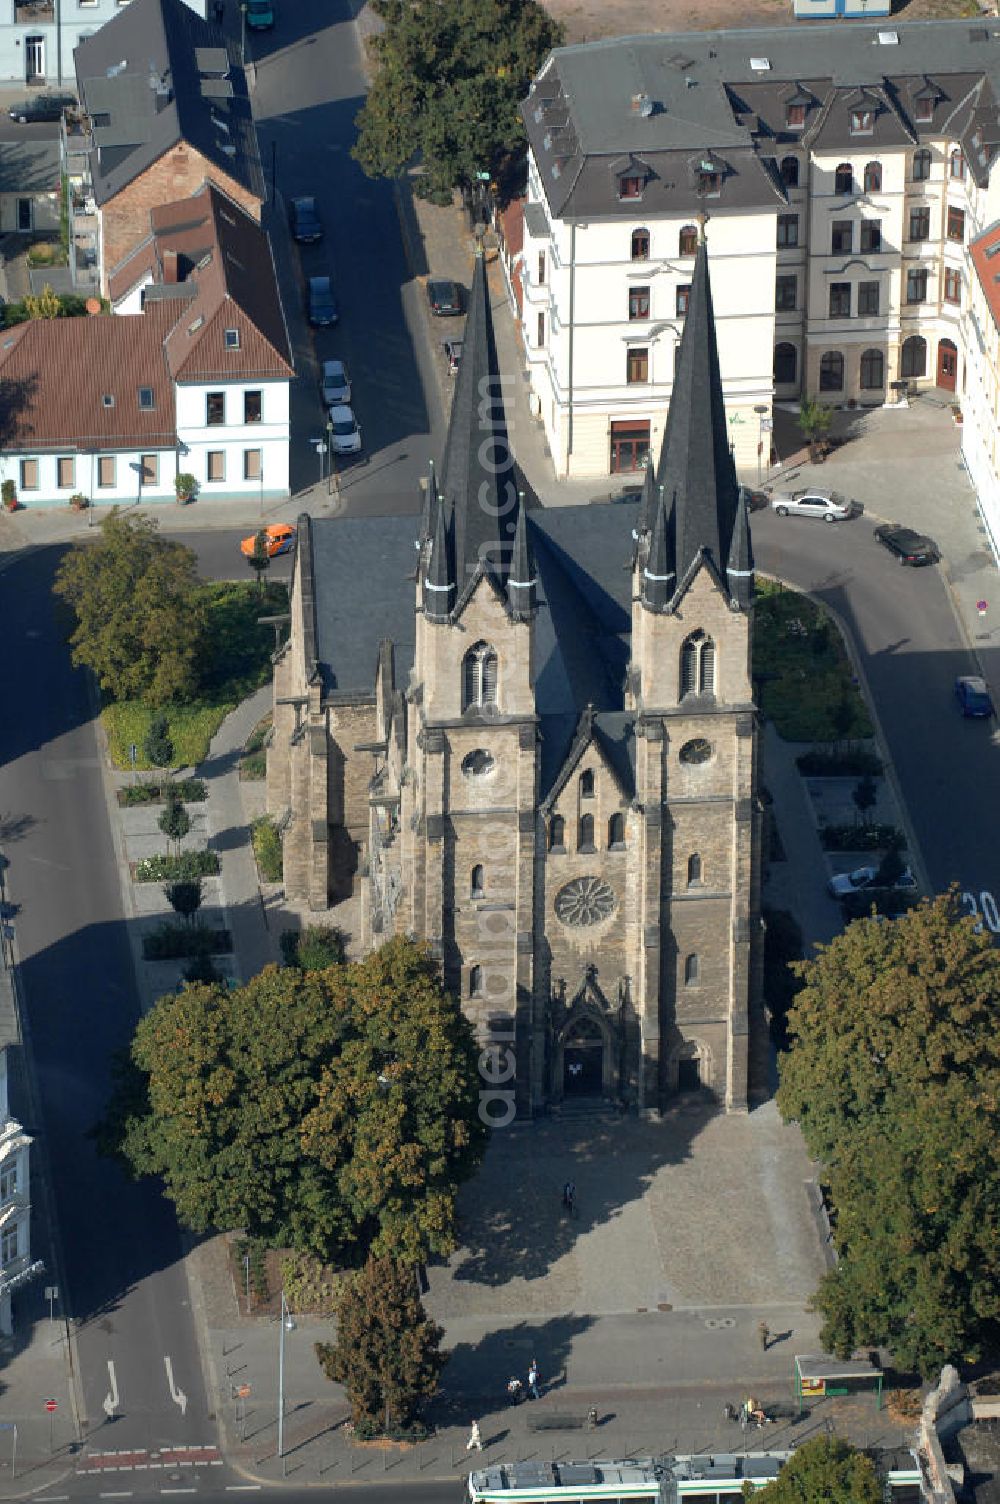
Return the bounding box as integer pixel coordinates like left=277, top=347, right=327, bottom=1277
left=797, top=396, right=833, bottom=455
left=95, top=937, right=488, bottom=1265
left=53, top=509, right=206, bottom=705
left=755, top=1436, right=881, bottom=1504
left=777, top=891, right=1000, bottom=1374
left=24, top=284, right=62, bottom=320
left=353, top=0, right=563, bottom=202
left=158, top=790, right=191, bottom=855
left=145, top=712, right=175, bottom=770
left=315, top=1255, right=445, bottom=1431
left=246, top=530, right=270, bottom=595
left=165, top=878, right=202, bottom=927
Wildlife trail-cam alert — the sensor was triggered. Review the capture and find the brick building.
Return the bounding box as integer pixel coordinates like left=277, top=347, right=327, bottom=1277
left=268, top=243, right=764, bottom=1116
left=68, top=0, right=262, bottom=294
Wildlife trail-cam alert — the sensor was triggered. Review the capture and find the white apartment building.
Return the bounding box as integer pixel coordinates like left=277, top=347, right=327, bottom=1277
left=965, top=223, right=1000, bottom=559
left=514, top=21, right=1000, bottom=489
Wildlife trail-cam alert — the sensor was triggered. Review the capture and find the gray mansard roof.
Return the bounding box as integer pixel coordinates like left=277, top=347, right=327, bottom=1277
left=523, top=19, right=1000, bottom=216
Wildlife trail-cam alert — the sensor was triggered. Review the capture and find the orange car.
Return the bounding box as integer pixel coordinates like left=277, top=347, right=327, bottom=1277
left=240, top=523, right=296, bottom=559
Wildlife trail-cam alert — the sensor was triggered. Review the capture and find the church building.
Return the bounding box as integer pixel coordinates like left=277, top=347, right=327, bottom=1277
left=267, top=240, right=765, bottom=1114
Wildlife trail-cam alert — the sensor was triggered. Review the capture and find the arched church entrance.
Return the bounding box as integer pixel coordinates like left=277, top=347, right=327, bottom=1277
left=563, top=1017, right=604, bottom=1096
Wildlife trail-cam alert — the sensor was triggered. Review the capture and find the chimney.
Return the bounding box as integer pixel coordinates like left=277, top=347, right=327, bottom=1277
left=162, top=248, right=178, bottom=284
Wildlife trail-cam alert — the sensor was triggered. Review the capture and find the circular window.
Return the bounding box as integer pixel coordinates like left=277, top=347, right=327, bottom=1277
left=554, top=876, right=617, bottom=927
left=679, top=738, right=712, bottom=766
left=461, top=749, right=496, bottom=779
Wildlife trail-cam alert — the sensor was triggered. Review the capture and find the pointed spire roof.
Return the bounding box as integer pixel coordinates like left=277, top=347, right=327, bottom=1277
left=423, top=493, right=454, bottom=622
left=726, top=488, right=754, bottom=610
left=507, top=496, right=537, bottom=621
left=418, top=459, right=437, bottom=546
left=641, top=484, right=675, bottom=612
left=638, top=458, right=657, bottom=537
left=652, top=238, right=742, bottom=595
left=438, top=252, right=516, bottom=596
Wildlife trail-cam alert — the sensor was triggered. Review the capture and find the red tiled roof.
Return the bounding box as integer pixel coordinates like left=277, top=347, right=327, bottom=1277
left=0, top=305, right=177, bottom=450
left=969, top=221, right=1000, bottom=333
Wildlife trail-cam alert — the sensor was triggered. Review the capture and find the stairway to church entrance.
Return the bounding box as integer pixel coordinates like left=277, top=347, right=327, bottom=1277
left=563, top=1018, right=604, bottom=1096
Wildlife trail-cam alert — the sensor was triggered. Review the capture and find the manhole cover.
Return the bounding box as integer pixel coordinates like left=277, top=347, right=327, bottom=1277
left=704, top=1316, right=737, bottom=1330
left=657, top=1303, right=672, bottom=1312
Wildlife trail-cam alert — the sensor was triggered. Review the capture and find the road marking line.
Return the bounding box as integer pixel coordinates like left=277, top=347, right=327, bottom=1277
left=225, top=1487, right=262, bottom=1492
left=160, top=1490, right=197, bottom=1495
left=99, top=1493, right=133, bottom=1498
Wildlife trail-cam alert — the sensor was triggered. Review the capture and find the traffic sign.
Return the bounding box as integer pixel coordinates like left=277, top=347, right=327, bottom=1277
left=977, top=599, right=988, bottom=616
left=236, top=1384, right=252, bottom=1398
left=44, top=1400, right=57, bottom=1414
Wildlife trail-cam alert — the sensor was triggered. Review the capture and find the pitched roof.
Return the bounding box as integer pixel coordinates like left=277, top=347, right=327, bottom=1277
left=75, top=0, right=262, bottom=207
left=652, top=238, right=741, bottom=600
left=970, top=218, right=1000, bottom=331
left=0, top=304, right=178, bottom=450
left=111, top=181, right=293, bottom=379
left=438, top=251, right=516, bottom=595
left=524, top=20, right=1000, bottom=218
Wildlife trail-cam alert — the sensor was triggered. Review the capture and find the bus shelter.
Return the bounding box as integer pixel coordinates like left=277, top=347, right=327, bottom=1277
left=794, top=1354, right=883, bottom=1409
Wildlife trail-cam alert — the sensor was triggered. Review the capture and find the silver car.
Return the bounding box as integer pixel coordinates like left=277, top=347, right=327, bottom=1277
left=771, top=488, right=862, bottom=523
left=328, top=404, right=362, bottom=455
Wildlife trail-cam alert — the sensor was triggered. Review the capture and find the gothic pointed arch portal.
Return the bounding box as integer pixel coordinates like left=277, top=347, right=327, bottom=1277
left=552, top=970, right=620, bottom=1100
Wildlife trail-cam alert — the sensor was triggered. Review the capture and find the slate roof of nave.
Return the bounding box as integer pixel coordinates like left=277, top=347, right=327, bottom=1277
left=306, top=499, right=643, bottom=799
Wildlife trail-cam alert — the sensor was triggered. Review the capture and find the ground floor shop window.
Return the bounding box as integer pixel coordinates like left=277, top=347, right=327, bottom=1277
left=610, top=420, right=650, bottom=473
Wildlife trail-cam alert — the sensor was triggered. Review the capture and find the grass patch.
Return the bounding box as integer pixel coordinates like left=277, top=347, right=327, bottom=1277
left=753, top=580, right=872, bottom=742
left=142, top=923, right=232, bottom=960
left=797, top=748, right=882, bottom=777
left=232, top=1237, right=271, bottom=1309
left=102, top=581, right=287, bottom=770
left=134, top=850, right=219, bottom=882
left=252, top=816, right=282, bottom=882
left=240, top=714, right=271, bottom=781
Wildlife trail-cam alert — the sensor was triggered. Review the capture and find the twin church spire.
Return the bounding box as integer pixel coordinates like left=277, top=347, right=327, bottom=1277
left=421, top=236, right=752, bottom=627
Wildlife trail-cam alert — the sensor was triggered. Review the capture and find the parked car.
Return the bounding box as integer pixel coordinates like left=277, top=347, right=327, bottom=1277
left=245, top=0, right=274, bottom=27
left=8, top=93, right=74, bottom=124
left=770, top=487, right=862, bottom=523
left=307, top=275, right=338, bottom=326
left=240, top=523, right=295, bottom=559
left=955, top=674, right=995, bottom=718
left=443, top=338, right=463, bottom=376
left=320, top=358, right=351, bottom=406
left=739, top=485, right=770, bottom=512
left=828, top=864, right=917, bottom=899
left=426, top=278, right=464, bottom=316
left=328, top=403, right=362, bottom=454
left=290, top=196, right=323, bottom=243
left=873, top=523, right=940, bottom=566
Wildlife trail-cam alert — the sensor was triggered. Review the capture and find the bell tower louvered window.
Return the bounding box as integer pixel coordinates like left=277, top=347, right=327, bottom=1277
left=463, top=642, right=498, bottom=710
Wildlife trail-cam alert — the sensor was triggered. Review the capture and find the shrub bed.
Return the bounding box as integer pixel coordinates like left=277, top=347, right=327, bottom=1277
left=280, top=924, right=344, bottom=970
left=349, top=1417, right=431, bottom=1444
left=143, top=922, right=232, bottom=960
left=797, top=748, right=883, bottom=777
left=118, top=778, right=208, bottom=807
left=819, top=823, right=903, bottom=852
left=252, top=816, right=282, bottom=882
left=134, top=850, right=219, bottom=882
left=753, top=580, right=872, bottom=742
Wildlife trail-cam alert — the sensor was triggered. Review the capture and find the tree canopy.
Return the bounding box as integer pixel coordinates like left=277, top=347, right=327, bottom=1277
left=777, top=892, right=1000, bottom=1374
left=315, top=1255, right=445, bottom=1431
left=353, top=0, right=563, bottom=202
left=97, top=937, right=488, bottom=1265
left=53, top=509, right=206, bottom=704
left=755, top=1437, right=882, bottom=1504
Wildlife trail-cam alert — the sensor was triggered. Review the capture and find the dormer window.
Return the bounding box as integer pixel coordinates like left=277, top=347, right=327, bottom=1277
left=698, top=158, right=722, bottom=196
left=138, top=386, right=154, bottom=409
left=950, top=148, right=966, bottom=181
left=851, top=108, right=875, bottom=135
left=619, top=174, right=645, bottom=200
left=785, top=102, right=806, bottom=129
left=224, top=328, right=240, bottom=350
left=915, top=95, right=934, bottom=123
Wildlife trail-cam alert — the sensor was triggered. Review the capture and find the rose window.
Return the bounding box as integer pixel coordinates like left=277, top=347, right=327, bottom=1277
left=554, top=876, right=616, bottom=927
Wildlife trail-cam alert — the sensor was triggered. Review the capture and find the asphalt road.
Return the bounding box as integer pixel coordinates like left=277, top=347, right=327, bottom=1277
left=40, top=1476, right=463, bottom=1503
left=753, top=507, right=1000, bottom=901
left=249, top=0, right=446, bottom=513
left=0, top=548, right=209, bottom=1450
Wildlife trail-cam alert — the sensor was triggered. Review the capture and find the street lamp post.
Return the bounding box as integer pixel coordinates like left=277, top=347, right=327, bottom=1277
left=326, top=417, right=334, bottom=496
left=277, top=1291, right=295, bottom=1475
left=753, top=403, right=769, bottom=488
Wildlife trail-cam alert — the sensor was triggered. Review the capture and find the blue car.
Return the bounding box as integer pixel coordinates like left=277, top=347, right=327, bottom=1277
left=955, top=675, right=995, bottom=717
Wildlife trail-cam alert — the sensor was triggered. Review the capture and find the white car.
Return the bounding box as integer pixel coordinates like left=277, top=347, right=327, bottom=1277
left=320, top=359, right=351, bottom=407
left=328, top=404, right=362, bottom=455
left=828, top=864, right=917, bottom=898
left=771, top=488, right=862, bottom=523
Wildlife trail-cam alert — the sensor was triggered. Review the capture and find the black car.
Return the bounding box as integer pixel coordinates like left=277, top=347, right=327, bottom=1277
left=307, top=275, right=338, bottom=326
left=426, top=278, right=464, bottom=316
left=289, top=196, right=323, bottom=244
left=8, top=93, right=74, bottom=124
left=873, top=523, right=940, bottom=566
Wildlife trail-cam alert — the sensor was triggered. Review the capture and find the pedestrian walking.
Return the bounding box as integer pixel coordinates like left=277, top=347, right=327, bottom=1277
left=466, top=1420, right=483, bottom=1452
left=562, top=1181, right=576, bottom=1212
left=507, top=1376, right=524, bottom=1405
left=527, top=1359, right=540, bottom=1401
left=758, top=1320, right=770, bottom=1351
